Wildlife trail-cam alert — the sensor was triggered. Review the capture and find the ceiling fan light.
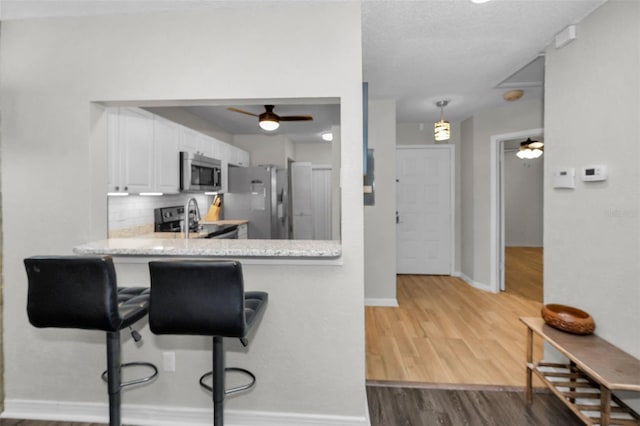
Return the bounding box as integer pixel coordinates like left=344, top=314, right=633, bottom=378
left=434, top=120, right=450, bottom=141
left=259, top=118, right=279, bottom=131
left=516, top=150, right=527, bottom=159
left=531, top=149, right=543, bottom=158
left=529, top=141, right=544, bottom=149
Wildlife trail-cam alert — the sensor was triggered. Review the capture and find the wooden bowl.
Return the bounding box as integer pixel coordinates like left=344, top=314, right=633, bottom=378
left=541, top=304, right=595, bottom=335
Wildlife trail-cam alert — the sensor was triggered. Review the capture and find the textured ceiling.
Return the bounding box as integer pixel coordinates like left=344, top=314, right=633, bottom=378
left=1, top=0, right=607, bottom=141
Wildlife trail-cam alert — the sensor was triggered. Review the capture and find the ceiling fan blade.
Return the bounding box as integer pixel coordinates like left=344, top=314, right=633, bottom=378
left=279, top=115, right=314, bottom=122
left=227, top=107, right=259, bottom=117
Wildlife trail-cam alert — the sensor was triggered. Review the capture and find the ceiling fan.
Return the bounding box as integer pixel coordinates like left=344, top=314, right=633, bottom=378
left=227, top=105, right=313, bottom=131
left=516, top=137, right=544, bottom=159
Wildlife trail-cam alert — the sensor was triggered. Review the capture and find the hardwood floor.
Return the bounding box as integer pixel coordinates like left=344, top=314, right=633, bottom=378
left=505, top=246, right=543, bottom=302
left=366, top=247, right=544, bottom=385
left=367, top=383, right=582, bottom=426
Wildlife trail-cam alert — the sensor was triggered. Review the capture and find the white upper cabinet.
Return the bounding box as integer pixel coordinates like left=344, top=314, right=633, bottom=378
left=114, top=107, right=154, bottom=194
left=228, top=144, right=250, bottom=167
left=107, top=107, right=250, bottom=195
left=108, top=107, right=181, bottom=195
left=107, top=108, right=122, bottom=193
left=199, top=134, right=224, bottom=160
left=153, top=115, right=180, bottom=194
left=180, top=127, right=202, bottom=155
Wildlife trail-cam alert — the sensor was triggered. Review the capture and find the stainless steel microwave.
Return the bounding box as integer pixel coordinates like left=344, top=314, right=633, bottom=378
left=180, top=151, right=222, bottom=192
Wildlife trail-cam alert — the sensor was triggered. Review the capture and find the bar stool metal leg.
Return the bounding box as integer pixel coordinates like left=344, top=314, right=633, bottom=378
left=107, top=331, right=122, bottom=426
left=213, top=336, right=224, bottom=426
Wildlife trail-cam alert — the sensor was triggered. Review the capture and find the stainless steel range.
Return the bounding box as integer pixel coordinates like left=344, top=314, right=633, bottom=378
left=153, top=205, right=238, bottom=239
left=154, top=206, right=186, bottom=232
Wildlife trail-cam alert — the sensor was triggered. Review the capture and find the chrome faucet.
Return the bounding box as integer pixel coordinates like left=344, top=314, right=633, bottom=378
left=184, top=197, right=201, bottom=239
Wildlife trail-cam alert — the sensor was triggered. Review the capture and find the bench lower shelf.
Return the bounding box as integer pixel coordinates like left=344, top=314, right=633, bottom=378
left=528, top=361, right=640, bottom=426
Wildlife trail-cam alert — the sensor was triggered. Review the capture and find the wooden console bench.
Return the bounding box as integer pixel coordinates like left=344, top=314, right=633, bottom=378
left=521, top=317, right=640, bottom=425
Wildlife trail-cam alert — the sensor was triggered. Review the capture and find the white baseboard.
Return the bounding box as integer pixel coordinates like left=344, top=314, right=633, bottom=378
left=2, top=399, right=370, bottom=426
left=364, top=298, right=398, bottom=307
left=459, top=273, right=494, bottom=293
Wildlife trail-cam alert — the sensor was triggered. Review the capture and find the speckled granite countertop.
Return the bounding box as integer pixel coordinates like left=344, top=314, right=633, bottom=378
left=73, top=238, right=342, bottom=259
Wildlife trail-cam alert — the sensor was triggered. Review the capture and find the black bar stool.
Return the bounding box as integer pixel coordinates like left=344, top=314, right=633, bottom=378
left=24, top=255, right=158, bottom=426
left=148, top=260, right=268, bottom=426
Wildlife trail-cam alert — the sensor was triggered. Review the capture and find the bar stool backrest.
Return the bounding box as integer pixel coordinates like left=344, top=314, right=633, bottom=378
left=24, top=256, right=122, bottom=332
left=149, top=260, right=247, bottom=338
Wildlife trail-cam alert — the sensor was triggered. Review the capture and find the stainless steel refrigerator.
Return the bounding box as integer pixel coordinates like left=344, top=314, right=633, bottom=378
left=224, top=165, right=289, bottom=239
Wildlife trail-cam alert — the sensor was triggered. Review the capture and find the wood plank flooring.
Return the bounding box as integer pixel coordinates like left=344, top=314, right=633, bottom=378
left=367, top=383, right=582, bottom=426
left=366, top=247, right=544, bottom=385
left=505, top=246, right=543, bottom=302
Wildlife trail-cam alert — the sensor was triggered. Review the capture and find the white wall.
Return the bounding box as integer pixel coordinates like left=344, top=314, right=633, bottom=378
left=1, top=4, right=367, bottom=424
left=364, top=99, right=397, bottom=304
left=544, top=0, right=639, bottom=357
left=460, top=99, right=543, bottom=287
left=460, top=117, right=475, bottom=278
left=233, top=134, right=294, bottom=169
left=504, top=154, right=543, bottom=247
left=295, top=142, right=333, bottom=165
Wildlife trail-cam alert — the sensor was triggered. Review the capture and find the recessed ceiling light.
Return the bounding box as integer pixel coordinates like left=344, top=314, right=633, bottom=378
left=321, top=132, right=333, bottom=142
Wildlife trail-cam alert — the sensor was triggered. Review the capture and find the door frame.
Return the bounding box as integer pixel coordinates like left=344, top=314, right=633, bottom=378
left=490, top=128, right=544, bottom=293
left=396, top=144, right=455, bottom=275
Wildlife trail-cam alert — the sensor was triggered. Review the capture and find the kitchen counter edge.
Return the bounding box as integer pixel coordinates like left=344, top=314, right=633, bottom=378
left=73, top=238, right=342, bottom=259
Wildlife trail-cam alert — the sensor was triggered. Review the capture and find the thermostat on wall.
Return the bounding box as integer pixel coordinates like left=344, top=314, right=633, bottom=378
left=553, top=168, right=575, bottom=189
left=582, top=165, right=608, bottom=182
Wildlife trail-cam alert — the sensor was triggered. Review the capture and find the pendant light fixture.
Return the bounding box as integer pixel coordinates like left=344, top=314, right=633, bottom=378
left=434, top=100, right=451, bottom=142
left=516, top=138, right=544, bottom=159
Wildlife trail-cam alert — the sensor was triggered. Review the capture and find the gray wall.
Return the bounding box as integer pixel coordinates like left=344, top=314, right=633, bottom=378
left=364, top=99, right=397, bottom=304
left=0, top=4, right=368, bottom=423
left=544, top=0, right=639, bottom=357
left=460, top=99, right=544, bottom=287
left=295, top=142, right=333, bottom=165
left=504, top=153, right=544, bottom=247
left=233, top=134, right=295, bottom=169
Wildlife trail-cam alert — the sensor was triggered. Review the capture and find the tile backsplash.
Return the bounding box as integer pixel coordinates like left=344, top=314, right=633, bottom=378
left=109, top=193, right=213, bottom=236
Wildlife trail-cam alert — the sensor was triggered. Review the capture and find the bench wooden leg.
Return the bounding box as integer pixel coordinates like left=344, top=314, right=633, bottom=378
left=526, top=328, right=533, bottom=404
left=600, top=385, right=611, bottom=426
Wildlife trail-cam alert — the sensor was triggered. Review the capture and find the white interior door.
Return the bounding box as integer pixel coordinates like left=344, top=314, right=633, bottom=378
left=291, top=162, right=314, bottom=239
left=396, top=146, right=453, bottom=275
